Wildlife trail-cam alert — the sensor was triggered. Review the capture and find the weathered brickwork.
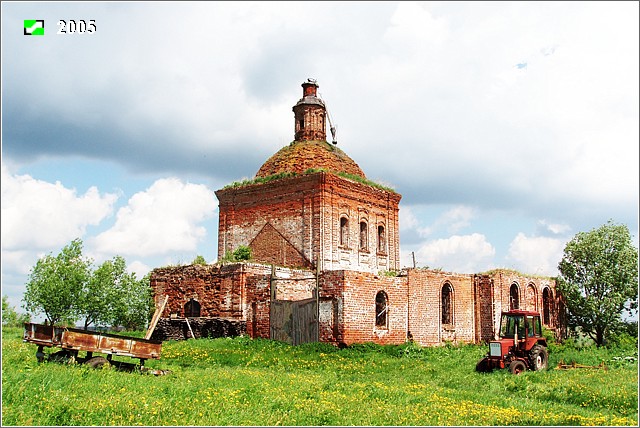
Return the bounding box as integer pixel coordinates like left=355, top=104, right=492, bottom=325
left=150, top=317, right=246, bottom=341
left=216, top=172, right=401, bottom=275
left=150, top=264, right=563, bottom=345
left=149, top=80, right=566, bottom=345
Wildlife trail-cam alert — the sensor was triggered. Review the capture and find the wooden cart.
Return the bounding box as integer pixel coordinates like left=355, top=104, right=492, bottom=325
left=23, top=296, right=168, bottom=371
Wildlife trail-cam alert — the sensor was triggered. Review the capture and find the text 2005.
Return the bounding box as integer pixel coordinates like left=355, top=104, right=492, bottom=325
left=57, top=20, right=96, bottom=34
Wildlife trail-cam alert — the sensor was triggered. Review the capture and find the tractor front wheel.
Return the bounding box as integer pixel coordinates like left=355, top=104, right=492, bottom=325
left=529, top=344, right=549, bottom=371
left=509, top=360, right=527, bottom=375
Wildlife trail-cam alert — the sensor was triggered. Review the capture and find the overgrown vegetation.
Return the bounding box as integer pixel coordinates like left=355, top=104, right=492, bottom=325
left=219, top=245, right=252, bottom=263
left=2, top=326, right=637, bottom=426
left=191, top=255, right=207, bottom=265
left=22, top=238, right=153, bottom=330
left=221, top=167, right=396, bottom=193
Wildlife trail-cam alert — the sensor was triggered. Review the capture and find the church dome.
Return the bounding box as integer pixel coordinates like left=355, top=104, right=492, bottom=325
left=255, top=140, right=366, bottom=178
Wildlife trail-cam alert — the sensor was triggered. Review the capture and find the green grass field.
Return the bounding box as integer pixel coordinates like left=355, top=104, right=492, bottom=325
left=2, top=327, right=637, bottom=426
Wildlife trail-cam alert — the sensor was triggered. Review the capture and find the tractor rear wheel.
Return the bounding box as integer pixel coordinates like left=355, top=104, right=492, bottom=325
left=529, top=344, right=548, bottom=371
left=509, top=360, right=526, bottom=375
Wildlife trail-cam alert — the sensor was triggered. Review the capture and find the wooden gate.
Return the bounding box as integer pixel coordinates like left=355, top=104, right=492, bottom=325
left=270, top=298, right=318, bottom=345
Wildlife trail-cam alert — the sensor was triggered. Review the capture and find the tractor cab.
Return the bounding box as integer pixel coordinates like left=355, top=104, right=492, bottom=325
left=498, top=310, right=544, bottom=348
left=478, top=309, right=549, bottom=374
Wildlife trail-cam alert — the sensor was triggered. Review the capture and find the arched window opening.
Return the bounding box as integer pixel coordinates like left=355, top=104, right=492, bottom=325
left=340, top=217, right=349, bottom=247
left=375, top=291, right=388, bottom=328
left=510, top=284, right=520, bottom=310
left=542, top=288, right=552, bottom=325
left=359, top=221, right=368, bottom=251
left=377, top=225, right=386, bottom=253
left=184, top=298, right=201, bottom=318
left=441, top=283, right=453, bottom=325
left=527, top=284, right=537, bottom=311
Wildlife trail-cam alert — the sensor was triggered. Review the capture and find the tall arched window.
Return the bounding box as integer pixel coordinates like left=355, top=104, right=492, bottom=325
left=526, top=284, right=537, bottom=311
left=377, top=225, right=386, bottom=253
left=510, top=283, right=520, bottom=310
left=185, top=298, right=201, bottom=318
left=340, top=217, right=349, bottom=246
left=375, top=291, right=388, bottom=328
left=359, top=221, right=368, bottom=251
left=542, top=288, right=552, bottom=325
left=441, top=283, right=453, bottom=325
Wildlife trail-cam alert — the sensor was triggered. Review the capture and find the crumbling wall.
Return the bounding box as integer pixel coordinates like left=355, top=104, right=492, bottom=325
left=407, top=269, right=476, bottom=346
left=150, top=318, right=246, bottom=341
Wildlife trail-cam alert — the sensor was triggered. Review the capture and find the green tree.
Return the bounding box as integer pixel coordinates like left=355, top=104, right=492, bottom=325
left=23, top=238, right=91, bottom=326
left=557, top=220, right=638, bottom=347
left=192, top=255, right=207, bottom=265
left=2, top=295, right=30, bottom=327
left=111, top=273, right=154, bottom=331
left=78, top=256, right=128, bottom=330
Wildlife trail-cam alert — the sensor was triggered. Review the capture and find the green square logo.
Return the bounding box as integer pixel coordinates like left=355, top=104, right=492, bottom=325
left=24, top=20, right=44, bottom=36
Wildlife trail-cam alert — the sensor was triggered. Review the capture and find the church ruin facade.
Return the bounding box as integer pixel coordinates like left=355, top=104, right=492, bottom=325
left=150, top=80, right=566, bottom=346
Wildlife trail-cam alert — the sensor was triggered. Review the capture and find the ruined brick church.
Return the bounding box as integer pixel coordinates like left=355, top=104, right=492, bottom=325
left=150, top=80, right=566, bottom=346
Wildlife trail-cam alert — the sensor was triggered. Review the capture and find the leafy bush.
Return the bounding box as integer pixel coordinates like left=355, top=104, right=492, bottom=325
left=232, top=246, right=252, bottom=261
left=219, top=246, right=252, bottom=263
left=191, top=255, right=207, bottom=265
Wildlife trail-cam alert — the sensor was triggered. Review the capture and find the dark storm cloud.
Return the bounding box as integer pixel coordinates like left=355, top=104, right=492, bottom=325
left=1, top=101, right=266, bottom=183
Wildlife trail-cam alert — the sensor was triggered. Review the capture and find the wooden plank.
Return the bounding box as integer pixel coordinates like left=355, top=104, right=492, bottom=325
left=145, top=295, right=169, bottom=340
left=184, top=317, right=195, bottom=339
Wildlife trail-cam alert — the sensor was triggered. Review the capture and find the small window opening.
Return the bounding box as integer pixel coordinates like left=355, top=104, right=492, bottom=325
left=542, top=288, right=552, bottom=325
left=377, top=225, right=386, bottom=253
left=184, top=298, right=201, bottom=318
left=360, top=221, right=368, bottom=251
left=510, top=284, right=520, bottom=310
left=340, top=217, right=349, bottom=246
left=375, top=291, right=388, bottom=328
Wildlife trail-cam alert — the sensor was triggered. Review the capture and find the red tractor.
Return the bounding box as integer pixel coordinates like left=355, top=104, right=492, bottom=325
left=476, top=309, right=549, bottom=374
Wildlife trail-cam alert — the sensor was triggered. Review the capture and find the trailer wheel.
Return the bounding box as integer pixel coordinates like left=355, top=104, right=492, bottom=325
left=529, top=344, right=548, bottom=371
left=49, top=350, right=71, bottom=363
left=86, top=356, right=110, bottom=369
left=509, top=360, right=526, bottom=375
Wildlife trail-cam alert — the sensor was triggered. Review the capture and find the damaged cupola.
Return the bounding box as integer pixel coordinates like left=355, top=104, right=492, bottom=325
left=255, top=80, right=366, bottom=179
left=293, top=78, right=326, bottom=141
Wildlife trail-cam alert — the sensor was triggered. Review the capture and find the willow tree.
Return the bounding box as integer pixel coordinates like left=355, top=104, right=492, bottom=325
left=557, top=220, right=638, bottom=346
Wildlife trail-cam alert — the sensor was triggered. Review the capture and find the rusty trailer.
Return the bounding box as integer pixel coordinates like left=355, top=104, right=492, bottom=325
left=23, top=322, right=163, bottom=370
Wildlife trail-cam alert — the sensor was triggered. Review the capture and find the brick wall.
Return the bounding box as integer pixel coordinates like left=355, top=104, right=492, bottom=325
left=150, top=262, right=318, bottom=340
left=150, top=263, right=563, bottom=345
left=216, top=172, right=401, bottom=275
left=216, top=174, right=322, bottom=268
left=474, top=270, right=561, bottom=341
left=407, top=269, right=476, bottom=346
left=318, top=270, right=407, bottom=346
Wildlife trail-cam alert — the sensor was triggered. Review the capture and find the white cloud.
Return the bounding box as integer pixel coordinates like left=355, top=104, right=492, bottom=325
left=415, top=233, right=495, bottom=273
left=506, top=233, right=567, bottom=276
left=127, top=260, right=152, bottom=280
left=537, top=219, right=571, bottom=235
left=90, top=178, right=217, bottom=258
left=1, top=163, right=118, bottom=250
left=399, top=206, right=420, bottom=231
left=439, top=206, right=475, bottom=234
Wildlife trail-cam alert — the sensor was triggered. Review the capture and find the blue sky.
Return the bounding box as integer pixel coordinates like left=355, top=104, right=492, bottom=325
left=2, top=1, right=638, bottom=316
